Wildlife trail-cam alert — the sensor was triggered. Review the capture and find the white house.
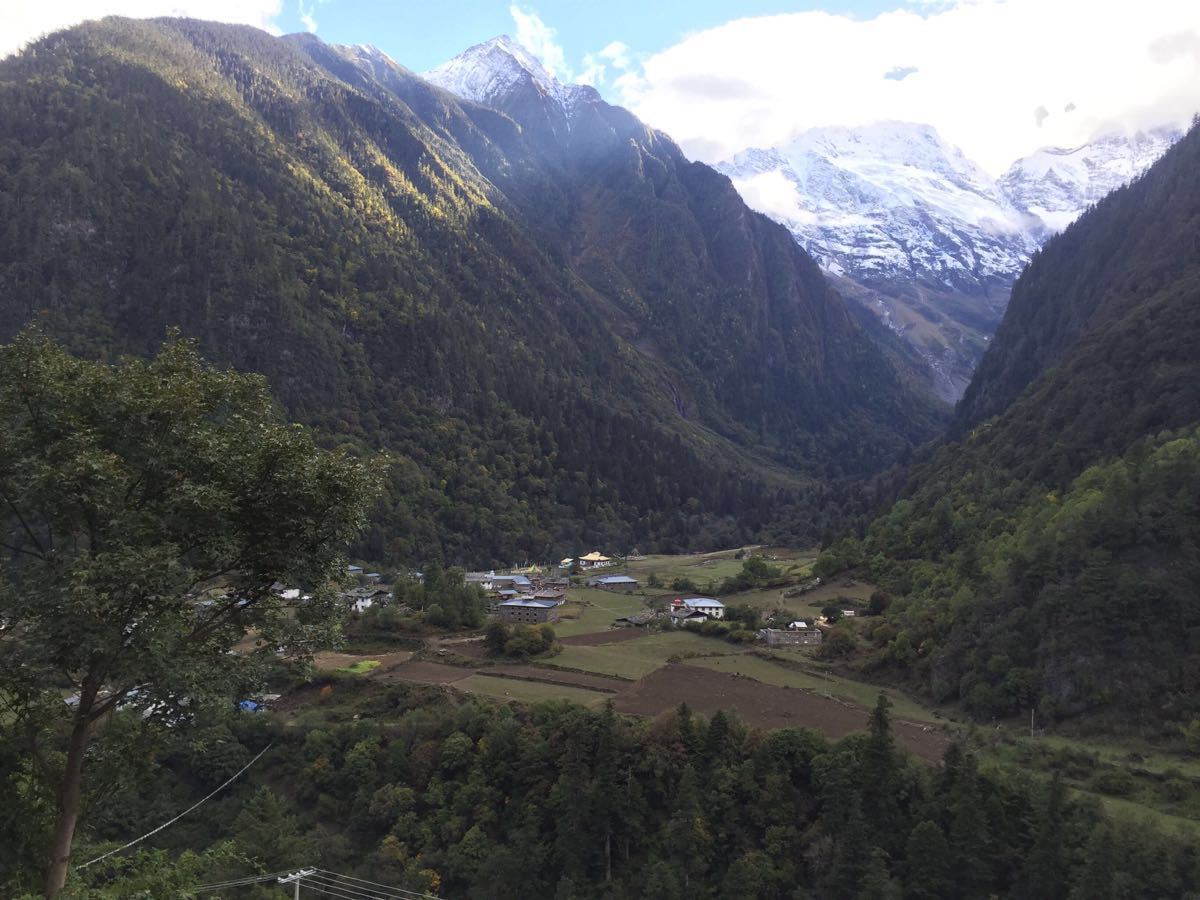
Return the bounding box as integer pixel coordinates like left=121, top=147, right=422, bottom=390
left=578, top=551, right=613, bottom=570
left=465, top=571, right=497, bottom=591
left=679, top=597, right=725, bottom=620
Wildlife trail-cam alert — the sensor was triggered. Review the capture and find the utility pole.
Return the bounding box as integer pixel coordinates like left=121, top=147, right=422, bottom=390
left=1030, top=707, right=1035, bottom=737
left=278, top=867, right=316, bottom=898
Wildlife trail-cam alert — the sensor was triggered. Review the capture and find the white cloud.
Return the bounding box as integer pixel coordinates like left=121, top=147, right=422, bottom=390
left=508, top=6, right=632, bottom=89
left=509, top=3, right=572, bottom=82
left=729, top=170, right=817, bottom=225
left=614, top=0, right=1200, bottom=173
left=578, top=40, right=632, bottom=87
left=0, top=0, right=285, bottom=58
left=298, top=0, right=318, bottom=33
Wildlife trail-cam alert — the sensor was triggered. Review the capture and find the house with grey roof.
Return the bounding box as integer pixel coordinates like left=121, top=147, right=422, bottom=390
left=496, top=597, right=560, bottom=625
left=587, top=574, right=639, bottom=592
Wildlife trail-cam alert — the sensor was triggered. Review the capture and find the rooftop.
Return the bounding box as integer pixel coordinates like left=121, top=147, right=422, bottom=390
left=499, top=598, right=559, bottom=609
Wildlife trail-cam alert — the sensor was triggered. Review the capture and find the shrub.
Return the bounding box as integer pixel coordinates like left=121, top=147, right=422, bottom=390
left=486, top=623, right=556, bottom=659
left=1090, top=770, right=1136, bottom=797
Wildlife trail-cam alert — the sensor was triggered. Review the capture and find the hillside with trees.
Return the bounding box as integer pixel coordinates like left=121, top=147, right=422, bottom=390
left=7, top=685, right=1197, bottom=899
left=827, top=119, right=1200, bottom=729
left=0, top=17, right=944, bottom=567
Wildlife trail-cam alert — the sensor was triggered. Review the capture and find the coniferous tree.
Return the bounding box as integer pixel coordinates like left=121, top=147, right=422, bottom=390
left=904, top=820, right=951, bottom=900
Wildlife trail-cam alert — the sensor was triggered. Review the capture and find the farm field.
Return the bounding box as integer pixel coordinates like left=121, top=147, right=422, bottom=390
left=313, top=650, right=413, bottom=671
left=610, top=664, right=950, bottom=762
left=552, top=588, right=645, bottom=637
left=542, top=630, right=739, bottom=679
left=452, top=674, right=610, bottom=707
left=294, top=631, right=955, bottom=764
left=486, top=664, right=626, bottom=692
left=559, top=629, right=646, bottom=647
left=685, top=653, right=941, bottom=725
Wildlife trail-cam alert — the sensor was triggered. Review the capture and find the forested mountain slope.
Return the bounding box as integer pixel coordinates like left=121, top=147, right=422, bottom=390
left=841, top=119, right=1200, bottom=727
left=0, top=18, right=943, bottom=565
left=956, top=118, right=1200, bottom=432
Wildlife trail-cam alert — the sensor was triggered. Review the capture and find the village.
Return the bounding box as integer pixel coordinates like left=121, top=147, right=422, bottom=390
left=338, top=547, right=850, bottom=646
left=274, top=545, right=951, bottom=762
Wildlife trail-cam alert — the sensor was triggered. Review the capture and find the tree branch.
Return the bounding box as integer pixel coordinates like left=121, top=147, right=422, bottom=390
left=0, top=490, right=49, bottom=558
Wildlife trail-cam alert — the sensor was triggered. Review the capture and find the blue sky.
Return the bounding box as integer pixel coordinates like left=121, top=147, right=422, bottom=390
left=5, top=1, right=1199, bottom=172
left=270, top=1, right=901, bottom=75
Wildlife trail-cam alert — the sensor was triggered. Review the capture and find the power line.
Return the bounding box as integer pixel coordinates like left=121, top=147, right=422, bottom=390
left=315, top=870, right=439, bottom=900
left=308, top=874, right=409, bottom=899
left=193, top=868, right=297, bottom=892
left=305, top=871, right=424, bottom=900
left=193, top=866, right=439, bottom=899
left=77, top=743, right=274, bottom=870
left=296, top=882, right=383, bottom=900
left=301, top=875, right=395, bottom=900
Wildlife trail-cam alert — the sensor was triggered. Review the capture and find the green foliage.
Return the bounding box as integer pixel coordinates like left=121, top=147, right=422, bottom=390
left=867, top=426, right=1200, bottom=723
left=819, top=624, right=858, bottom=658
left=1183, top=719, right=1200, bottom=755
left=485, top=623, right=557, bottom=659
left=0, top=332, right=381, bottom=895
left=723, top=603, right=762, bottom=631
left=813, top=537, right=864, bottom=578
left=10, top=690, right=1199, bottom=899
left=393, top=563, right=484, bottom=629
left=233, top=787, right=315, bottom=869
left=858, top=120, right=1200, bottom=727
left=336, top=660, right=382, bottom=676
left=54, top=842, right=253, bottom=899
left=716, top=555, right=784, bottom=594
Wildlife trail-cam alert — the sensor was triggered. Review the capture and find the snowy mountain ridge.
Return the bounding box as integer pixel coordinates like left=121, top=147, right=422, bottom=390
left=423, top=36, right=599, bottom=120
left=716, top=122, right=1037, bottom=294
left=999, top=126, right=1181, bottom=238
left=715, top=122, right=1179, bottom=293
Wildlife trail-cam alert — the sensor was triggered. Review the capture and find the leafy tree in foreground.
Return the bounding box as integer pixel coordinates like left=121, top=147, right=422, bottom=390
left=0, top=332, right=384, bottom=897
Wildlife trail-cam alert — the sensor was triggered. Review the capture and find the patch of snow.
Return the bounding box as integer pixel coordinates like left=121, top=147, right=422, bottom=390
left=423, top=35, right=596, bottom=121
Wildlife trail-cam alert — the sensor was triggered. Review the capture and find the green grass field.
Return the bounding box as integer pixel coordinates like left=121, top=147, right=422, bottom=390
left=1029, top=734, right=1200, bottom=780
left=685, top=653, right=940, bottom=724
left=452, top=674, right=610, bottom=706
left=544, top=631, right=740, bottom=679
left=335, top=659, right=381, bottom=676
left=715, top=579, right=879, bottom=621
left=1092, top=792, right=1199, bottom=835
left=553, top=589, right=647, bottom=637
left=620, top=547, right=815, bottom=589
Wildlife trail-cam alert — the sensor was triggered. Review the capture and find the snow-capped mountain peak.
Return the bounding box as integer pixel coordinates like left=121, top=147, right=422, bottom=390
left=423, top=36, right=597, bottom=115
left=717, top=121, right=1033, bottom=293
left=999, top=126, right=1181, bottom=237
